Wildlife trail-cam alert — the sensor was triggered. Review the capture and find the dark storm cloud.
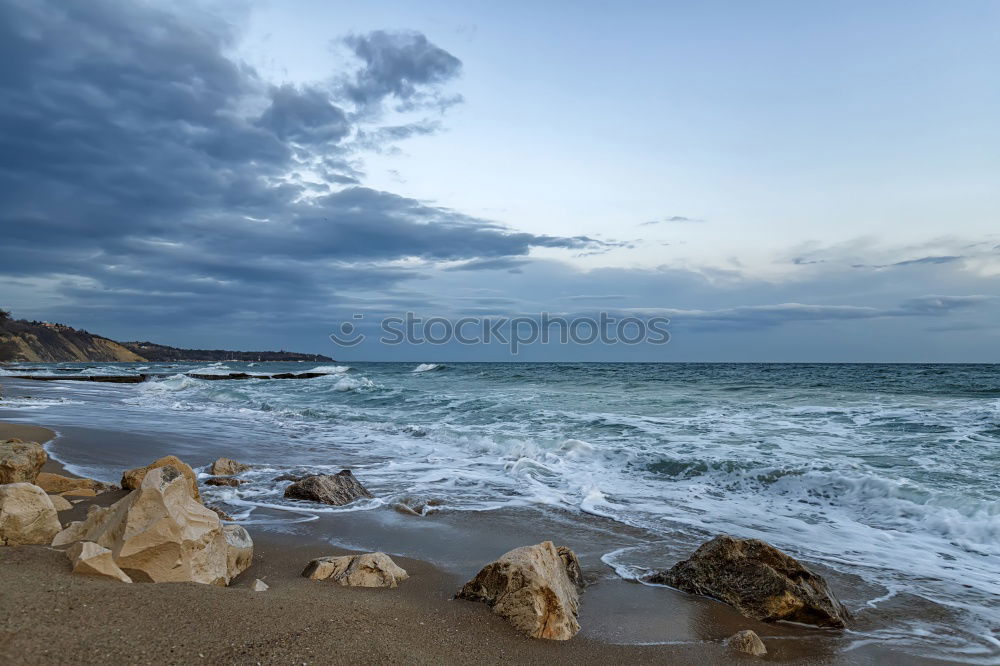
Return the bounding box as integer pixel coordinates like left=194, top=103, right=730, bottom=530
left=0, top=0, right=594, bottom=331
left=342, top=30, right=464, bottom=111
left=636, top=295, right=995, bottom=330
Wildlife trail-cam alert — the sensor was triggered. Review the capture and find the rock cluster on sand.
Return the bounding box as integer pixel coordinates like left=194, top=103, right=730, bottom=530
left=121, top=455, right=201, bottom=502
left=725, top=629, right=767, bottom=656
left=0, top=482, right=62, bottom=545
left=0, top=439, right=47, bottom=484
left=647, top=534, right=851, bottom=628
left=66, top=541, right=133, bottom=583
left=456, top=541, right=584, bottom=640
left=283, top=470, right=373, bottom=506
left=35, top=472, right=118, bottom=495
left=210, top=457, right=251, bottom=476
left=53, top=465, right=251, bottom=585
left=303, top=552, right=409, bottom=588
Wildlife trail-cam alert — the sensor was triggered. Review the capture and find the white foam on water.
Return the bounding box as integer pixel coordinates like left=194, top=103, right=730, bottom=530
left=309, top=365, right=352, bottom=374
left=413, top=363, right=442, bottom=373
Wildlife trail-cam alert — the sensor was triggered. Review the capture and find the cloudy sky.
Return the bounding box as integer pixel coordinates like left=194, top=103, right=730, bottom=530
left=2, top=0, right=998, bottom=361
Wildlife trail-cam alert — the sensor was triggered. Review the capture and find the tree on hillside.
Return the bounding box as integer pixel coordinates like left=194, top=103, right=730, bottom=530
left=0, top=309, right=11, bottom=321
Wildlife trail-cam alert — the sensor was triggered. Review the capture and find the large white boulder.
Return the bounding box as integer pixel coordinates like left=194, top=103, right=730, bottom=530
left=0, top=440, right=46, bottom=484
left=51, top=465, right=251, bottom=585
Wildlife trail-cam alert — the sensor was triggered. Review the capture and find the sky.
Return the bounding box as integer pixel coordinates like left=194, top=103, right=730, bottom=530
left=1, top=0, right=998, bottom=361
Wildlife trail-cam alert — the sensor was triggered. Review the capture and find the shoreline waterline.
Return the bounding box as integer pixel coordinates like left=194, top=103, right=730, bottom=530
left=2, top=359, right=997, bottom=663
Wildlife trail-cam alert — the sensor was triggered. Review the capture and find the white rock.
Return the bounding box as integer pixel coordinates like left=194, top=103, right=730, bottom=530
left=66, top=541, right=132, bottom=583
left=0, top=483, right=62, bottom=546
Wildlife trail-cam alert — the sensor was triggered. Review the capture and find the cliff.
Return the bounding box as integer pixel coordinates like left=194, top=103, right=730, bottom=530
left=0, top=319, right=144, bottom=363
left=0, top=313, right=333, bottom=363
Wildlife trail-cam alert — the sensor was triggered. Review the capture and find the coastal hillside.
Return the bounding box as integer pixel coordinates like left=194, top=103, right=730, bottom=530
left=0, top=311, right=332, bottom=363
left=0, top=313, right=144, bottom=363
left=119, top=341, right=332, bottom=363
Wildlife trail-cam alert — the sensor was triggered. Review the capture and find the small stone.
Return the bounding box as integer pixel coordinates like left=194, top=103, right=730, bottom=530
left=210, top=458, right=251, bottom=476
left=726, top=630, right=767, bottom=656
left=283, top=471, right=373, bottom=506
left=302, top=552, right=408, bottom=588
left=251, top=579, right=269, bottom=592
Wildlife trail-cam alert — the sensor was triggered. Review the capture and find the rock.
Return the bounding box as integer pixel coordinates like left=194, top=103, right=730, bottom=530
left=36, top=472, right=118, bottom=495
left=0, top=483, right=62, bottom=545
left=223, top=524, right=253, bottom=582
left=66, top=541, right=132, bottom=583
left=51, top=466, right=249, bottom=585
left=647, top=535, right=851, bottom=628
left=121, top=455, right=201, bottom=502
left=48, top=494, right=73, bottom=511
left=725, top=630, right=767, bottom=657
left=456, top=541, right=583, bottom=640
left=392, top=496, right=443, bottom=516
left=251, top=578, right=269, bottom=592
left=273, top=473, right=304, bottom=483
left=210, top=457, right=251, bottom=476
left=302, top=552, right=408, bottom=588
left=0, top=439, right=47, bottom=484
left=204, top=476, right=244, bottom=487
left=206, top=504, right=234, bottom=521
left=52, top=520, right=88, bottom=546
left=283, top=471, right=374, bottom=506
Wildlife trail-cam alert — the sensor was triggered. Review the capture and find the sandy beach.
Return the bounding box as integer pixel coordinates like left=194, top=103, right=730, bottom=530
left=0, top=416, right=956, bottom=665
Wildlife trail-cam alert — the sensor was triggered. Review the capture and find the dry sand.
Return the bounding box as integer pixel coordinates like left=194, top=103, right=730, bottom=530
left=0, top=421, right=944, bottom=665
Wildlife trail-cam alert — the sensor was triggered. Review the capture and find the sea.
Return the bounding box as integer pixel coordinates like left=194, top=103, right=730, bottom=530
left=1, top=361, right=997, bottom=662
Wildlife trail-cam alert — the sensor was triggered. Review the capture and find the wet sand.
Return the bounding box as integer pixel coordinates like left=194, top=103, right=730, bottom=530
left=0, top=419, right=951, bottom=664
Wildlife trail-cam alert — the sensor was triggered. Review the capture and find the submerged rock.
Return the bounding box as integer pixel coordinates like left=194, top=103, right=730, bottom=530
left=302, top=552, right=408, bottom=588
left=392, top=496, right=443, bottom=516
left=647, top=534, right=851, bottom=628
left=121, top=455, right=201, bottom=502
left=0, top=439, right=46, bottom=484
left=283, top=471, right=373, bottom=506
left=273, top=473, right=304, bottom=483
left=0, top=483, right=62, bottom=545
left=725, top=629, right=767, bottom=656
left=456, top=541, right=583, bottom=640
left=204, top=477, right=244, bottom=487
left=36, top=472, right=118, bottom=495
left=210, top=457, right=251, bottom=476
left=206, top=504, right=235, bottom=521
left=67, top=541, right=132, bottom=583
left=51, top=466, right=251, bottom=585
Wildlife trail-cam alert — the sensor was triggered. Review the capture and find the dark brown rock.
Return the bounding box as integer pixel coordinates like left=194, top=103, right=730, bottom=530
left=204, top=477, right=244, bottom=487
left=283, top=471, right=374, bottom=506
left=647, top=535, right=850, bottom=628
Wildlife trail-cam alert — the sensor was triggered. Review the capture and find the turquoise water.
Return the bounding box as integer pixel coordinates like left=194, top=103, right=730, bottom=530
left=2, top=361, right=998, bottom=660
